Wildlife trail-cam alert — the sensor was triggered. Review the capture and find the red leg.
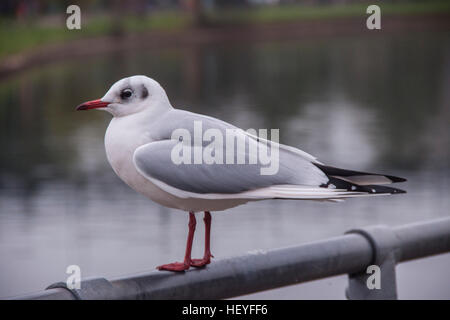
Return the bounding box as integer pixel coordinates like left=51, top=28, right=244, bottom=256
left=191, top=211, right=214, bottom=268
left=157, top=212, right=196, bottom=272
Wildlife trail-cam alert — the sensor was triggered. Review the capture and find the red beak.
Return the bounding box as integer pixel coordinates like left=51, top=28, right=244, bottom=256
left=76, top=99, right=109, bottom=111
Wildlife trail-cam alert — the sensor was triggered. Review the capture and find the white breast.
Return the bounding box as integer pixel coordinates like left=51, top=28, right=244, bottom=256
left=104, top=116, right=179, bottom=208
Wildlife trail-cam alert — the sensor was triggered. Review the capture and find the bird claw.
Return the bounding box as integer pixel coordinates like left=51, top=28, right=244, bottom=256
left=190, top=255, right=213, bottom=268
left=157, top=262, right=190, bottom=272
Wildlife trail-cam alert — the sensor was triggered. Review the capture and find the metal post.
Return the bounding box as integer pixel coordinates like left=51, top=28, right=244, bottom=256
left=345, top=225, right=401, bottom=300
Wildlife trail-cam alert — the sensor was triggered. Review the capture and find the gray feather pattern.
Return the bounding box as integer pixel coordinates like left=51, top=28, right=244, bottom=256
left=134, top=109, right=328, bottom=194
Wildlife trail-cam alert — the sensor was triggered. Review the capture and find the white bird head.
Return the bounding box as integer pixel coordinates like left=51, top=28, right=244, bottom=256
left=76, top=75, right=172, bottom=117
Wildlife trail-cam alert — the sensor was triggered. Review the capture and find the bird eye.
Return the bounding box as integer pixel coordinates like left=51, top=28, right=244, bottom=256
left=120, top=89, right=133, bottom=99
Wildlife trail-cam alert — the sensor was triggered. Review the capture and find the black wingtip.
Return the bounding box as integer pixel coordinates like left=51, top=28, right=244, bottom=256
left=320, top=177, right=407, bottom=195
left=361, top=185, right=407, bottom=195
left=387, top=175, right=407, bottom=183
left=314, top=163, right=407, bottom=184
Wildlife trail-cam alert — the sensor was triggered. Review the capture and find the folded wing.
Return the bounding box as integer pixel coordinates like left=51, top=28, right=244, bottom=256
left=133, top=109, right=405, bottom=200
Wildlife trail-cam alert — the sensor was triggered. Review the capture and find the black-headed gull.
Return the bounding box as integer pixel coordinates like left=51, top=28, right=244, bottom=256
left=76, top=75, right=406, bottom=272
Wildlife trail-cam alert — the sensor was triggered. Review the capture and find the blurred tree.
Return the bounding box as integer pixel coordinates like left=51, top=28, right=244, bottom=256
left=182, top=0, right=206, bottom=26
left=111, top=0, right=125, bottom=36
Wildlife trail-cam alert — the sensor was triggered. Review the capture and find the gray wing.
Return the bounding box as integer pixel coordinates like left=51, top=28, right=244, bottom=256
left=134, top=109, right=328, bottom=195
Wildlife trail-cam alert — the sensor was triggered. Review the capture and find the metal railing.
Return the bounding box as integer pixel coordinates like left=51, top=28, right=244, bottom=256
left=12, top=217, right=450, bottom=300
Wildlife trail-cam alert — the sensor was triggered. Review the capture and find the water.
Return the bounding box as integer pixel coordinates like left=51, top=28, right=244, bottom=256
left=0, top=31, right=449, bottom=299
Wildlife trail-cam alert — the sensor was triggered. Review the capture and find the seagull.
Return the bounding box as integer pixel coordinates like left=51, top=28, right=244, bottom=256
left=76, top=75, right=406, bottom=272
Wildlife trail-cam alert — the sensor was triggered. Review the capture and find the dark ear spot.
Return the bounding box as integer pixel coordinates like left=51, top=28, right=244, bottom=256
left=142, top=85, right=148, bottom=99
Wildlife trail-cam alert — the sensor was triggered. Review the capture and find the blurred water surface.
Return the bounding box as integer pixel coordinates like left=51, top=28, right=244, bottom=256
left=0, top=31, right=449, bottom=298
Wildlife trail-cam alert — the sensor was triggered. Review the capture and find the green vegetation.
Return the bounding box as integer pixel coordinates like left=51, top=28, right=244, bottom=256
left=208, top=1, right=450, bottom=24
left=0, top=1, right=449, bottom=60
left=0, top=12, right=192, bottom=59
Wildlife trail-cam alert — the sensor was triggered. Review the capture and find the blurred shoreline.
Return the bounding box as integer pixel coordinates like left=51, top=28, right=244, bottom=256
left=1, top=11, right=449, bottom=80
